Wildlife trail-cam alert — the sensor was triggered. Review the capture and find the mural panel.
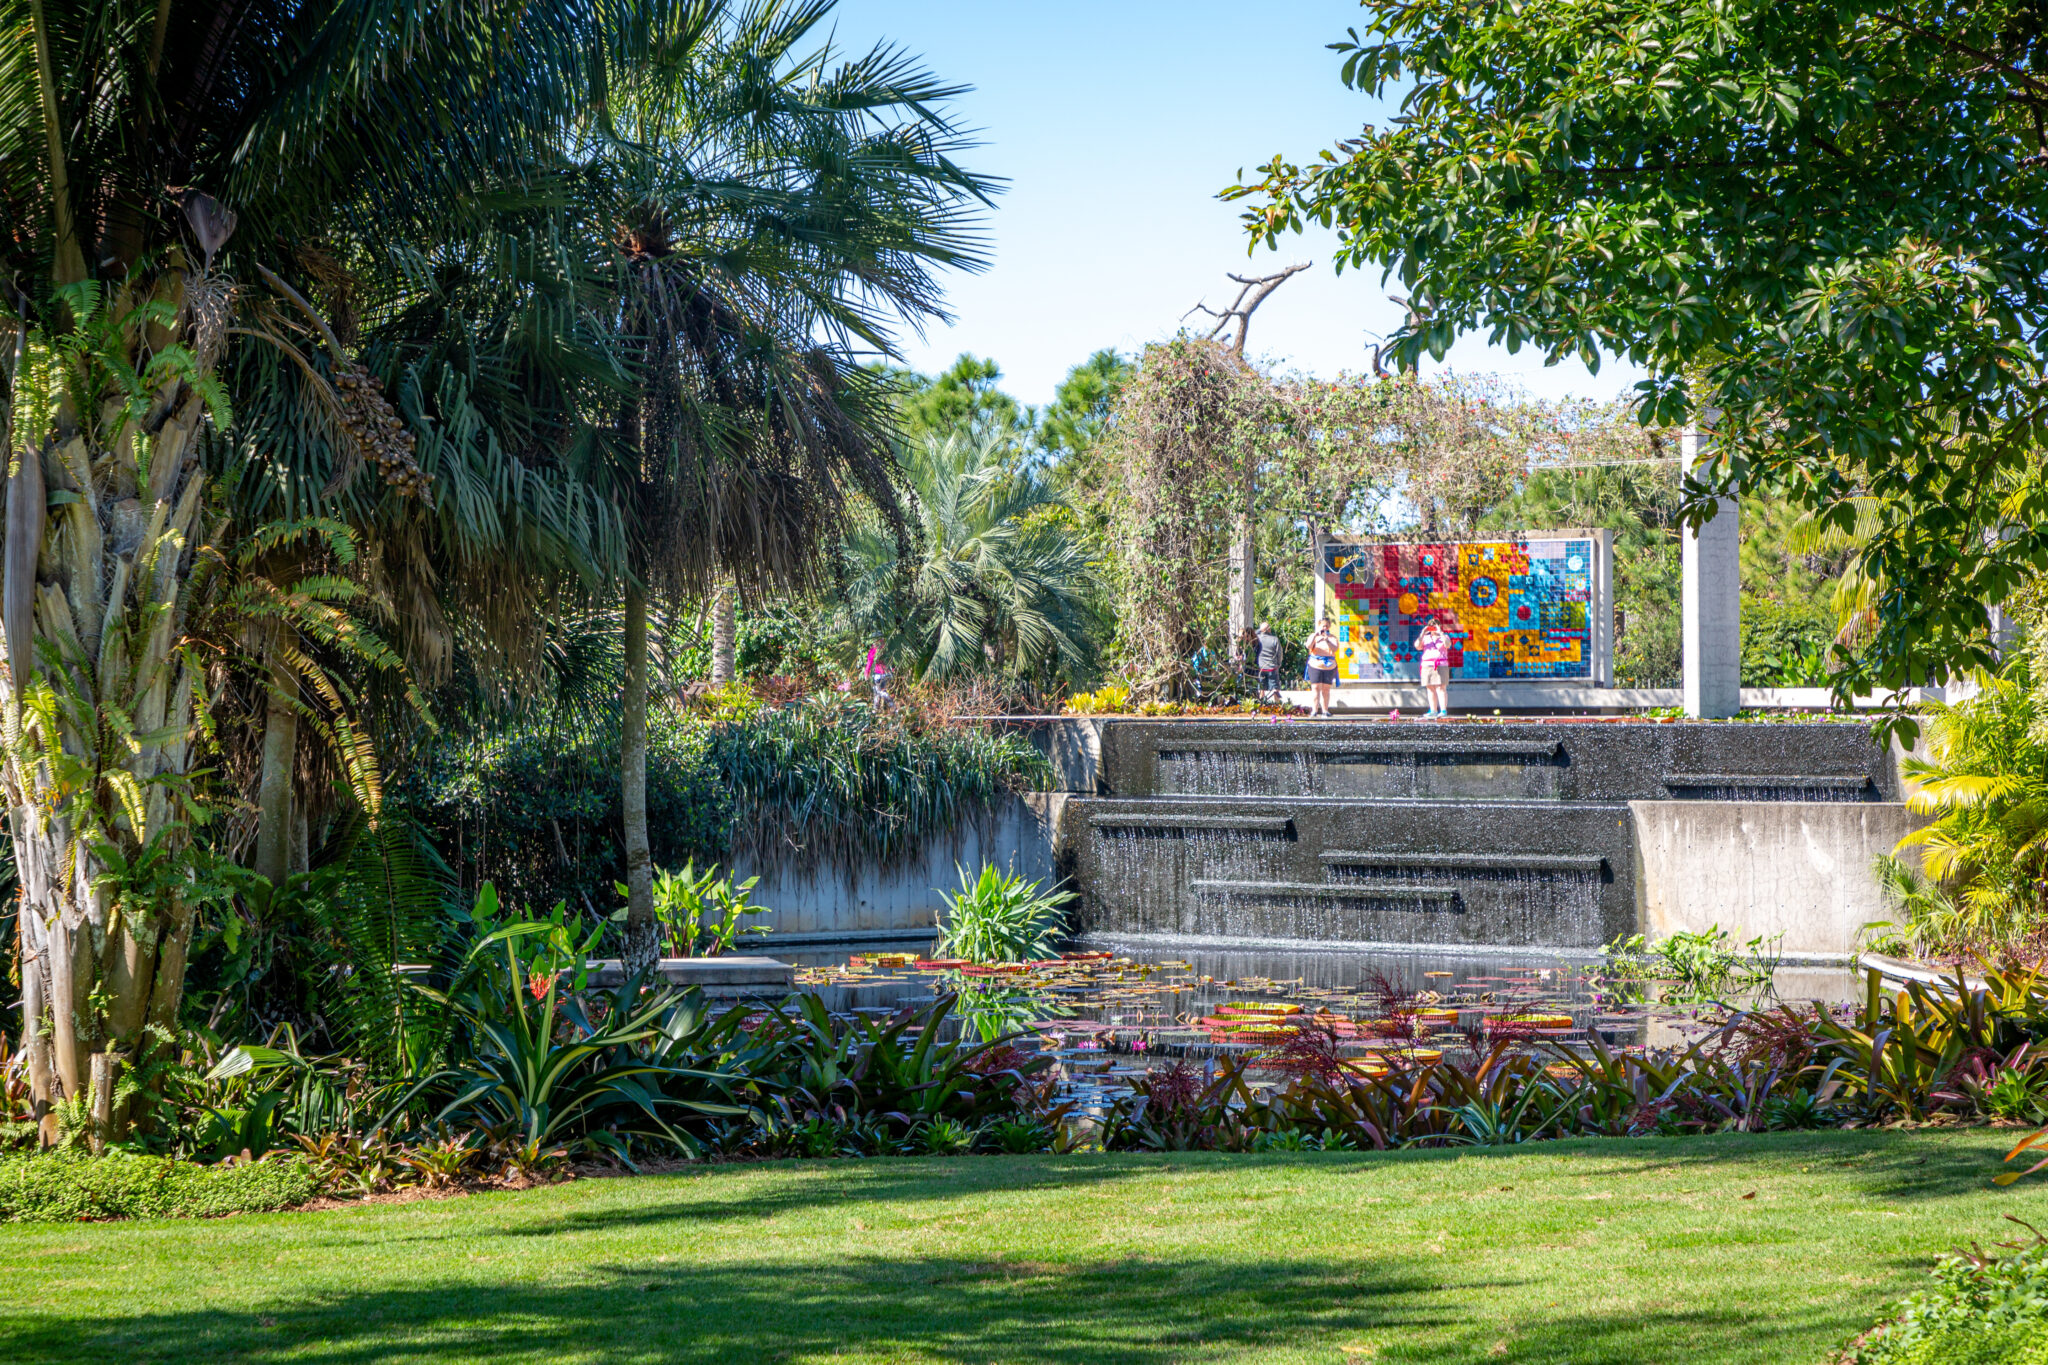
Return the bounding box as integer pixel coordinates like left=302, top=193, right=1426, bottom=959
left=1319, top=537, right=1598, bottom=682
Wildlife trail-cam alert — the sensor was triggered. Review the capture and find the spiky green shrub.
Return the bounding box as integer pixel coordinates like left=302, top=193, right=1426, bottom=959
left=1876, top=665, right=2048, bottom=956
left=933, top=865, right=1071, bottom=964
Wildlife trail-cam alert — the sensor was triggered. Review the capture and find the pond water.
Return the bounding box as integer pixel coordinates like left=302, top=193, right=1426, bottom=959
left=781, top=937, right=1860, bottom=1115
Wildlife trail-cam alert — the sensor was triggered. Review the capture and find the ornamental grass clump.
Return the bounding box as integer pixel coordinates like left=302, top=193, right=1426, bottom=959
left=933, top=865, right=1073, bottom=964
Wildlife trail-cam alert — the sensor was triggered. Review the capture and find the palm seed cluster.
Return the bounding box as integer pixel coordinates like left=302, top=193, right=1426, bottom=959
left=331, top=360, right=431, bottom=497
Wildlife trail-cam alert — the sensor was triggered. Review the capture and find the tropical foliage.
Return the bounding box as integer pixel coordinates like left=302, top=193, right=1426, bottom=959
left=842, top=433, right=1102, bottom=684
left=1098, top=961, right=2048, bottom=1153
left=1841, top=1234, right=2048, bottom=1365
left=631, top=863, right=768, bottom=959
left=399, top=689, right=1047, bottom=930
left=1876, top=654, right=2048, bottom=957
left=0, top=0, right=1007, bottom=1143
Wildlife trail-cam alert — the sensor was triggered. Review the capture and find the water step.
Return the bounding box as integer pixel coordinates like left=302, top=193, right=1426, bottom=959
left=1662, top=772, right=1869, bottom=789
left=1089, top=813, right=1295, bottom=835
left=1191, top=878, right=1460, bottom=902
left=1161, top=739, right=1561, bottom=757
left=1320, top=851, right=1606, bottom=873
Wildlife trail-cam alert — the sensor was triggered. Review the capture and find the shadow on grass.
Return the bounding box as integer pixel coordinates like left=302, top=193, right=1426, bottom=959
left=1330, top=1128, right=2017, bottom=1201
left=1, top=1247, right=1859, bottom=1365
left=0, top=1133, right=2000, bottom=1363
left=484, top=1153, right=1161, bottom=1238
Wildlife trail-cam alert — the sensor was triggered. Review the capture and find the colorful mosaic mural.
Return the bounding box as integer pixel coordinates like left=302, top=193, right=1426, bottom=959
left=1319, top=538, right=1599, bottom=682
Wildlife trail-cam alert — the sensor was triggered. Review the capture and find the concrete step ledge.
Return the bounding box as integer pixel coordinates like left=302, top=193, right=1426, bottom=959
left=581, top=956, right=796, bottom=994
left=1192, top=879, right=1460, bottom=902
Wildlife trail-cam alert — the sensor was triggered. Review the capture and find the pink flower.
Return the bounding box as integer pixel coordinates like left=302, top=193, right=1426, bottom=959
left=527, top=972, right=551, bottom=1001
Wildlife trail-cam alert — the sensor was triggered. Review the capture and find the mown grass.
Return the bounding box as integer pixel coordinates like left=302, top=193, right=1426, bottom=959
left=0, top=1129, right=2032, bottom=1364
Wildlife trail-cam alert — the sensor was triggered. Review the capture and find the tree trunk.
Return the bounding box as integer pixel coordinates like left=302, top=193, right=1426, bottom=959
left=620, top=583, right=657, bottom=978
left=9, top=321, right=211, bottom=1144
left=1227, top=499, right=1256, bottom=659
left=709, top=580, right=735, bottom=684
left=253, top=620, right=298, bottom=887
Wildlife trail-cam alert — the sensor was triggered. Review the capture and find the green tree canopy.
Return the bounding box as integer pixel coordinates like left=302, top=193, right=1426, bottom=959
left=1040, top=349, right=1133, bottom=459
left=1229, top=0, right=2048, bottom=729
left=886, top=354, right=1033, bottom=450
left=842, top=432, right=1102, bottom=684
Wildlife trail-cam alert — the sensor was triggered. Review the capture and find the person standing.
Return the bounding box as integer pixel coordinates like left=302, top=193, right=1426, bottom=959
left=1303, top=618, right=1340, bottom=717
left=1255, top=622, right=1284, bottom=703
left=1189, top=642, right=1214, bottom=701
left=1417, top=619, right=1452, bottom=718
left=864, top=642, right=893, bottom=709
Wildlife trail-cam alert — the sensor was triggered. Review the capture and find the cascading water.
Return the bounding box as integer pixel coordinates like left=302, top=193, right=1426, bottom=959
left=1156, top=748, right=1318, bottom=797
left=1069, top=718, right=1897, bottom=953
left=1088, top=824, right=1290, bottom=934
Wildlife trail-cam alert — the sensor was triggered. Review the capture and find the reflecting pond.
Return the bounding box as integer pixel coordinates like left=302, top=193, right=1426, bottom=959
left=780, top=937, right=1860, bottom=1114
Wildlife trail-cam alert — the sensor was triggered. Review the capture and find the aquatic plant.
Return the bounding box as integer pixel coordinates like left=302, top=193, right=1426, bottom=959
left=620, top=863, right=768, bottom=958
left=933, top=865, right=1074, bottom=964
left=1596, top=928, right=1781, bottom=1004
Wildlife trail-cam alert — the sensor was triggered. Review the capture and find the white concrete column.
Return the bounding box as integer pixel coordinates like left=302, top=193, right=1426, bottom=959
left=1681, top=420, right=1740, bottom=718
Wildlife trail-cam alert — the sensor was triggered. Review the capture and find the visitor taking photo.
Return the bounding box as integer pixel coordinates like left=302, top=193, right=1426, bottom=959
left=1417, top=619, right=1452, bottom=719
left=1303, top=618, right=1339, bottom=717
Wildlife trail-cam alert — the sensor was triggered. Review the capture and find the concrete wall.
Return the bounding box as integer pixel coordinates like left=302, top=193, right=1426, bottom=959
left=1630, top=799, right=1920, bottom=959
left=734, top=792, right=1069, bottom=943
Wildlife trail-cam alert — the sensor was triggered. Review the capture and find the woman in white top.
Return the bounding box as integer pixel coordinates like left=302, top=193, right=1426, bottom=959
left=1302, top=618, right=1340, bottom=718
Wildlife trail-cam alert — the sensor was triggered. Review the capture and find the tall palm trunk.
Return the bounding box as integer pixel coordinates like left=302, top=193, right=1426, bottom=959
left=710, top=580, right=735, bottom=684
left=620, top=582, right=657, bottom=976
left=253, top=620, right=298, bottom=886
left=8, top=281, right=214, bottom=1146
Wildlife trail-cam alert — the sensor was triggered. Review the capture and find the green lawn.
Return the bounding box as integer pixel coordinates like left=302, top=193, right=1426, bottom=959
left=0, top=1130, right=2035, bottom=1365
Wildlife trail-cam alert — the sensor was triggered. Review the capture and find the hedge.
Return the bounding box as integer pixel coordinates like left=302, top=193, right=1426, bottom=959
left=0, top=1149, right=318, bottom=1223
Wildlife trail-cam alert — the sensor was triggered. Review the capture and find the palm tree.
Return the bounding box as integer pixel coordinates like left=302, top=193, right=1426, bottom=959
left=0, top=0, right=652, bottom=1143
left=572, top=2, right=997, bottom=973
left=1882, top=665, right=2048, bottom=954
left=844, top=432, right=1103, bottom=682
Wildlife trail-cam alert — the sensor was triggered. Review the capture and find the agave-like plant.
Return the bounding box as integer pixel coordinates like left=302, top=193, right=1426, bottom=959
left=933, top=864, right=1073, bottom=964
left=412, top=887, right=748, bottom=1161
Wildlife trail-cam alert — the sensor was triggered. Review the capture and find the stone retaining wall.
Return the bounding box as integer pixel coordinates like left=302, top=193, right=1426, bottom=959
left=734, top=792, right=1067, bottom=943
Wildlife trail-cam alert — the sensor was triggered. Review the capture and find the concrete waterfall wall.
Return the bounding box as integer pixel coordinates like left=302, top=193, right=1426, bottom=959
left=1631, top=800, right=1919, bottom=959
left=724, top=718, right=1917, bottom=957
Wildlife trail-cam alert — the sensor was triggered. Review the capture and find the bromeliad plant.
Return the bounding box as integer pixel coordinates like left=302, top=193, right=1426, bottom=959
left=744, top=992, right=1059, bottom=1148
left=413, top=887, right=746, bottom=1163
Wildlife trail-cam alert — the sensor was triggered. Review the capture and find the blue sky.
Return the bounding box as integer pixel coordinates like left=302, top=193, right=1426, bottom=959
left=827, top=0, right=1647, bottom=408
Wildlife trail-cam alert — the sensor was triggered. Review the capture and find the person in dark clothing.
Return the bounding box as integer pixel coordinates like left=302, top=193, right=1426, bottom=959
left=1255, top=623, right=1284, bottom=702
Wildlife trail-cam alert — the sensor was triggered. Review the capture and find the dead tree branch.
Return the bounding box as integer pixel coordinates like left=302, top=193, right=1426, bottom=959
left=1184, top=262, right=1311, bottom=356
